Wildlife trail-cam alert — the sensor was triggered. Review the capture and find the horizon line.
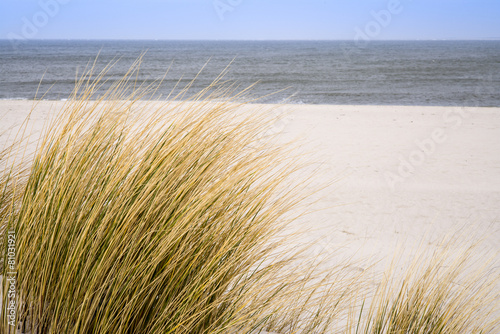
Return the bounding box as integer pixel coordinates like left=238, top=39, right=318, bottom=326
left=2, top=38, right=500, bottom=42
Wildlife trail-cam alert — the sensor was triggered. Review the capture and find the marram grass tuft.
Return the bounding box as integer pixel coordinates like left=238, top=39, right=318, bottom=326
left=348, top=242, right=500, bottom=334
left=0, top=60, right=357, bottom=333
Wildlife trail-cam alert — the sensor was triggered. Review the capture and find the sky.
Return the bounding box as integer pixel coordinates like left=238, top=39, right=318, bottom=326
left=1, top=0, right=499, bottom=41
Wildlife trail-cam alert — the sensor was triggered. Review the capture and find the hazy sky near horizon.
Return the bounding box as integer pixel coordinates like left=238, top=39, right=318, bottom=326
left=1, top=0, right=499, bottom=41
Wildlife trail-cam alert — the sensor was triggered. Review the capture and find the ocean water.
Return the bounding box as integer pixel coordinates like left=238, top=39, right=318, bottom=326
left=0, top=40, right=499, bottom=106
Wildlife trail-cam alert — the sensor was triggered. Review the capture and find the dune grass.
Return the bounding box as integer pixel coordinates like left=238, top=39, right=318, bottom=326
left=0, top=60, right=358, bottom=333
left=348, top=243, right=500, bottom=334
left=0, top=60, right=499, bottom=333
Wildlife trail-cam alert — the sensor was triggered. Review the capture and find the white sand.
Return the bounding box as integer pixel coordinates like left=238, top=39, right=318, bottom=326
left=277, top=104, right=499, bottom=276
left=1, top=100, right=500, bottom=275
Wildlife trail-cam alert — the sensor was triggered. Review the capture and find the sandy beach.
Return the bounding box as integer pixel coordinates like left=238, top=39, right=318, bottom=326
left=2, top=100, right=499, bottom=272
left=2, top=0, right=498, bottom=328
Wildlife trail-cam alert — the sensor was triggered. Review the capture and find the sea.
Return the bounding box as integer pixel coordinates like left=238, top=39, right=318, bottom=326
left=0, top=40, right=499, bottom=106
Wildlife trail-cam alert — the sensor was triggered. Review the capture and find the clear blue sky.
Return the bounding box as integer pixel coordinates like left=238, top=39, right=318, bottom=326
left=1, top=0, right=499, bottom=40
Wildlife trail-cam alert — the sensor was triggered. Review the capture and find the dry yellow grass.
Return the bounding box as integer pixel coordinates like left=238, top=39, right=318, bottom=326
left=348, top=242, right=500, bottom=334
left=0, top=59, right=358, bottom=333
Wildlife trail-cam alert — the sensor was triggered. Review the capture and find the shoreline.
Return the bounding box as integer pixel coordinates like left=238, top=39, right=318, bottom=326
left=2, top=98, right=500, bottom=109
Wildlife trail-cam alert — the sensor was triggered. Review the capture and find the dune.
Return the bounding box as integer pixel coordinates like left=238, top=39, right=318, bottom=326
left=1, top=99, right=499, bottom=332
